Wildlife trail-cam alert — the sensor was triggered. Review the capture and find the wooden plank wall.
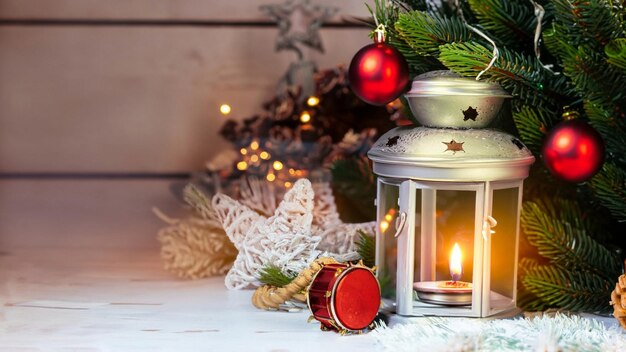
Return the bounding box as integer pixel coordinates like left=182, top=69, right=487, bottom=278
left=0, top=0, right=371, bottom=249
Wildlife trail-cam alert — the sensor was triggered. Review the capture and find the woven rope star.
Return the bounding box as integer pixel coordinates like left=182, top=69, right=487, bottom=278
left=212, top=178, right=374, bottom=289
left=212, top=179, right=321, bottom=289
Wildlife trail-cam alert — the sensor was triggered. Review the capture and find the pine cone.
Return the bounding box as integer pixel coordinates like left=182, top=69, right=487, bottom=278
left=611, top=274, right=626, bottom=329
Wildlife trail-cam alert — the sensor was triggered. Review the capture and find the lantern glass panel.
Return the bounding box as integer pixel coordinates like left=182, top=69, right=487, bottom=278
left=412, top=189, right=423, bottom=281
left=489, top=187, right=520, bottom=312
left=435, top=190, right=476, bottom=283
left=377, top=180, right=400, bottom=300
left=411, top=186, right=479, bottom=313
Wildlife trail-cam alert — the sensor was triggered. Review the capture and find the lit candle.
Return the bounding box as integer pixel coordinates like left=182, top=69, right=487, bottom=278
left=449, top=242, right=462, bottom=282
left=413, top=242, right=472, bottom=306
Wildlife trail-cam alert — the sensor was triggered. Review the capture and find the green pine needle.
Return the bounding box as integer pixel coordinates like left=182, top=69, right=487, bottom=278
left=355, top=230, right=376, bottom=268
left=395, top=11, right=473, bottom=57
left=551, top=0, right=623, bottom=50
left=258, top=265, right=298, bottom=287
left=183, top=184, right=216, bottom=220
left=585, top=100, right=626, bottom=166
left=589, top=163, right=626, bottom=222
left=521, top=262, right=613, bottom=313
left=438, top=41, right=573, bottom=112
left=521, top=199, right=622, bottom=281
left=467, top=0, right=536, bottom=51
left=330, top=156, right=377, bottom=222
left=512, top=105, right=554, bottom=153
left=354, top=230, right=395, bottom=298
left=605, top=38, right=626, bottom=72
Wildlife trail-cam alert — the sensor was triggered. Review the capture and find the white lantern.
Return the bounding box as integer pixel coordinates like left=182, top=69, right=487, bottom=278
left=368, top=72, right=534, bottom=317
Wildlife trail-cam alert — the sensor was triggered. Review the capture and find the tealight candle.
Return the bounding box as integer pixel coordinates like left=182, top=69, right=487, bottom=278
left=413, top=242, right=473, bottom=306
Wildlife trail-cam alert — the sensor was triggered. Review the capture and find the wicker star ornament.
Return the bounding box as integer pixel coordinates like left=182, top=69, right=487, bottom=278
left=212, top=178, right=374, bottom=289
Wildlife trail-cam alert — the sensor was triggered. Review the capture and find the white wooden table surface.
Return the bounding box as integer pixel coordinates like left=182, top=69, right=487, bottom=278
left=0, top=248, right=377, bottom=351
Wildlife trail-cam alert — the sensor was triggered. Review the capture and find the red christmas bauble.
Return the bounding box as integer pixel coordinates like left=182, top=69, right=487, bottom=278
left=542, top=119, right=605, bottom=183
left=348, top=42, right=409, bottom=106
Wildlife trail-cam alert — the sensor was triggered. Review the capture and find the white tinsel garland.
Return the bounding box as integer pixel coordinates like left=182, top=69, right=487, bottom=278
left=372, top=313, right=626, bottom=352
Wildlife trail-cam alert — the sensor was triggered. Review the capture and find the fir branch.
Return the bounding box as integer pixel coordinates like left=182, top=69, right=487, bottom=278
left=367, top=0, right=400, bottom=30
left=521, top=262, right=613, bottom=313
left=438, top=41, right=572, bottom=112
left=467, top=0, right=537, bottom=52
left=183, top=184, right=217, bottom=220
left=512, top=105, right=553, bottom=153
left=589, top=163, right=626, bottom=222
left=330, top=156, right=377, bottom=221
left=392, top=0, right=430, bottom=12
left=585, top=100, right=626, bottom=166
left=355, top=230, right=376, bottom=268
left=517, top=258, right=552, bottom=312
left=395, top=11, right=473, bottom=56
left=258, top=265, right=298, bottom=287
left=605, top=38, right=626, bottom=73
left=557, top=45, right=626, bottom=119
left=521, top=199, right=622, bottom=281
left=354, top=230, right=394, bottom=297
left=389, top=34, right=445, bottom=74
left=545, top=3, right=626, bottom=120
left=551, top=0, right=624, bottom=49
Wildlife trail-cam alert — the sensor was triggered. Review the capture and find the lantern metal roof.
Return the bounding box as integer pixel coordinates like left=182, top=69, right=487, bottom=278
left=368, top=126, right=535, bottom=182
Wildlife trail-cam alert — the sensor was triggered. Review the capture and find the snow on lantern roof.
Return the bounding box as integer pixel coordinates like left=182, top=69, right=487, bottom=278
left=368, top=126, right=535, bottom=181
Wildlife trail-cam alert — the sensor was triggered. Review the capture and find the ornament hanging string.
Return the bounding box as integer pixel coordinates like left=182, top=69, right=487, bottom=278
left=373, top=23, right=386, bottom=43
left=454, top=0, right=498, bottom=80
left=371, top=0, right=392, bottom=43
left=529, top=0, right=558, bottom=74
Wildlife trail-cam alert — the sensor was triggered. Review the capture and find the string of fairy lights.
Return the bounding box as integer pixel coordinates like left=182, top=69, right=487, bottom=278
left=218, top=95, right=322, bottom=189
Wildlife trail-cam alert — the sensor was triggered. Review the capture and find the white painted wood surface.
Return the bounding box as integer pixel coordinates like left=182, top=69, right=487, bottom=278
left=0, top=0, right=369, bottom=21
left=0, top=248, right=377, bottom=351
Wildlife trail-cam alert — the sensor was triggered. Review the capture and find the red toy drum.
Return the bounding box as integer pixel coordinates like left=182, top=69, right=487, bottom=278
left=306, top=263, right=381, bottom=332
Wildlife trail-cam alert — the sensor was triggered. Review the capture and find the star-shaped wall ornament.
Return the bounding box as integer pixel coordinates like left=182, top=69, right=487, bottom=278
left=462, top=106, right=479, bottom=121
left=443, top=139, right=465, bottom=154
left=260, top=0, right=338, bottom=59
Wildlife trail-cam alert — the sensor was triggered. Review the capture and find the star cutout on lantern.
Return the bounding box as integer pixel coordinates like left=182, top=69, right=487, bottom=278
left=443, top=139, right=465, bottom=154
left=511, top=138, right=525, bottom=150
left=260, top=0, right=337, bottom=60
left=386, top=136, right=400, bottom=147
left=462, top=106, right=479, bottom=121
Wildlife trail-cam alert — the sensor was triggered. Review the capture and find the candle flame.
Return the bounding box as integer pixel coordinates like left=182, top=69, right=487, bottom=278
left=450, top=243, right=462, bottom=282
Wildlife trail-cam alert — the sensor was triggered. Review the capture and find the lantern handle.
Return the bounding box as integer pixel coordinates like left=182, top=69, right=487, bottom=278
left=394, top=211, right=407, bottom=238
left=482, top=215, right=497, bottom=241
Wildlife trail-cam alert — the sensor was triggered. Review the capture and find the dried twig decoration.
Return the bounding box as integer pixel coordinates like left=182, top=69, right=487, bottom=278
left=155, top=210, right=236, bottom=279
left=155, top=185, right=237, bottom=279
